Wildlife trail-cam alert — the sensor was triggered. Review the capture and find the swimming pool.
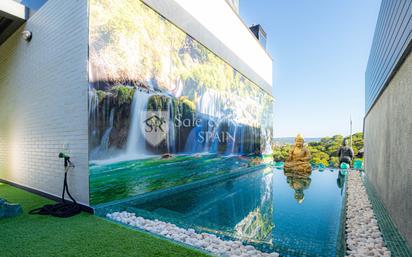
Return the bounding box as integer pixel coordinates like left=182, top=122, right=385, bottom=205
left=97, top=162, right=346, bottom=257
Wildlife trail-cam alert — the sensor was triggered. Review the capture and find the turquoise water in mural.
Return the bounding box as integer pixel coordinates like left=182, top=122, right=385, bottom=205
left=97, top=163, right=346, bottom=256
left=89, top=154, right=265, bottom=205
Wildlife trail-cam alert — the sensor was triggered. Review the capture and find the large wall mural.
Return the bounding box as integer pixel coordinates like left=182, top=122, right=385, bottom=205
left=88, top=0, right=274, bottom=205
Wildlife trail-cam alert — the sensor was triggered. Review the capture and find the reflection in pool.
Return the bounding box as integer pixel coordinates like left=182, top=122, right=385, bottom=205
left=284, top=169, right=312, bottom=204
left=271, top=169, right=346, bottom=256
left=99, top=162, right=346, bottom=257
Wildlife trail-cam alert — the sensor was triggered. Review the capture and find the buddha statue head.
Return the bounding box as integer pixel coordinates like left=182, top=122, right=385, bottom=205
left=284, top=133, right=312, bottom=173
left=295, top=134, right=304, bottom=148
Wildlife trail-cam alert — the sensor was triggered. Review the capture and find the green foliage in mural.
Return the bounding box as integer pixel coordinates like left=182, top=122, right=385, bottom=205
left=87, top=0, right=276, bottom=205
left=95, top=90, right=107, bottom=105
left=178, top=96, right=195, bottom=112
left=111, top=85, right=135, bottom=106
left=89, top=0, right=274, bottom=128
left=93, top=86, right=135, bottom=106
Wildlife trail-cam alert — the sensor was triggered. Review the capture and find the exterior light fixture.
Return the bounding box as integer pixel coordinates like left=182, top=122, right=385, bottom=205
left=21, top=31, right=32, bottom=42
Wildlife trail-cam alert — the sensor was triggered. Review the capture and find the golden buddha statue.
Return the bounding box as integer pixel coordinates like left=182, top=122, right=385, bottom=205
left=284, top=134, right=312, bottom=173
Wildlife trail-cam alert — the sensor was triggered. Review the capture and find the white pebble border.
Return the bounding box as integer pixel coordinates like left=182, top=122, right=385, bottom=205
left=107, top=211, right=279, bottom=257
left=346, top=171, right=391, bottom=257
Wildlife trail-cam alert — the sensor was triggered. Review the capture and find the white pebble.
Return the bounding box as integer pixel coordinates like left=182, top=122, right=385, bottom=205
left=106, top=211, right=280, bottom=257
left=345, top=171, right=391, bottom=257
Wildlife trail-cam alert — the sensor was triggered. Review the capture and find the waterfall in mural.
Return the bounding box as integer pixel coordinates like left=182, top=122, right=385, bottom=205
left=197, top=90, right=223, bottom=120
left=100, top=108, right=115, bottom=151
left=226, top=123, right=239, bottom=155
left=126, top=89, right=151, bottom=158
left=87, top=0, right=274, bottom=159
left=167, top=98, right=176, bottom=153
left=89, top=86, right=99, bottom=138
left=88, top=0, right=275, bottom=206
left=181, top=89, right=248, bottom=155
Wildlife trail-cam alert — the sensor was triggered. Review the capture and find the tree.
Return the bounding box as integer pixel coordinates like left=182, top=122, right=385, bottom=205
left=272, top=144, right=291, bottom=162
left=272, top=133, right=363, bottom=167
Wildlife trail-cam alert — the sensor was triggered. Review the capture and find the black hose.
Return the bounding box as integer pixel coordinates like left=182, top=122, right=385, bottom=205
left=29, top=160, right=81, bottom=218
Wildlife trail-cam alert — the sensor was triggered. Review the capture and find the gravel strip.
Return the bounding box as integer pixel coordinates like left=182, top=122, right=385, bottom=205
left=346, top=171, right=391, bottom=257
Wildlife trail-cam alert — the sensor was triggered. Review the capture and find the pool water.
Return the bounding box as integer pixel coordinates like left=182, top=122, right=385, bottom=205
left=99, top=163, right=346, bottom=257
left=89, top=154, right=266, bottom=205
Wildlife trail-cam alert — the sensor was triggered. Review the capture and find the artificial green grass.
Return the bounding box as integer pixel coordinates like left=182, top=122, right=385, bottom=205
left=0, top=182, right=209, bottom=257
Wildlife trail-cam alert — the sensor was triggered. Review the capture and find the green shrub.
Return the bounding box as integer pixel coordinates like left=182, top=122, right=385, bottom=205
left=110, top=85, right=135, bottom=106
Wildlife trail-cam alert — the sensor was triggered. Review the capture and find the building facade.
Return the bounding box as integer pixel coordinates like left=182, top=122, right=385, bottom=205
left=0, top=0, right=273, bottom=207
left=364, top=0, right=412, bottom=249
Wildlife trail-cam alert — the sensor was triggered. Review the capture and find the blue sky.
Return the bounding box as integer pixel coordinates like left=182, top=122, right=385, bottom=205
left=240, top=0, right=382, bottom=138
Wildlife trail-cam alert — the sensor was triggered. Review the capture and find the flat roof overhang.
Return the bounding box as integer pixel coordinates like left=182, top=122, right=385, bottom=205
left=0, top=0, right=28, bottom=45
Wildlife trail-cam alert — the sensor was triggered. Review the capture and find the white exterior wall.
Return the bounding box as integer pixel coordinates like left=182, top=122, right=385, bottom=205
left=0, top=0, right=89, bottom=204
left=142, top=0, right=273, bottom=94
left=0, top=0, right=26, bottom=19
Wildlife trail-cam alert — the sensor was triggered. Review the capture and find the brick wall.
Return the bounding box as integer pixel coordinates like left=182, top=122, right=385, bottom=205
left=0, top=0, right=89, bottom=204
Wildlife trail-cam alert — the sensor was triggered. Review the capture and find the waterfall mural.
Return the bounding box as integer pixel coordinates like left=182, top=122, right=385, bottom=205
left=88, top=0, right=274, bottom=205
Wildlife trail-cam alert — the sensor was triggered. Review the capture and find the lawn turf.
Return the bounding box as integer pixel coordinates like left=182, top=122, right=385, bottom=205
left=0, top=182, right=210, bottom=257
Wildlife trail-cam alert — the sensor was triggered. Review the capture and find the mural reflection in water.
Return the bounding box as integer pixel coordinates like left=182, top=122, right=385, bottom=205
left=131, top=167, right=274, bottom=244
